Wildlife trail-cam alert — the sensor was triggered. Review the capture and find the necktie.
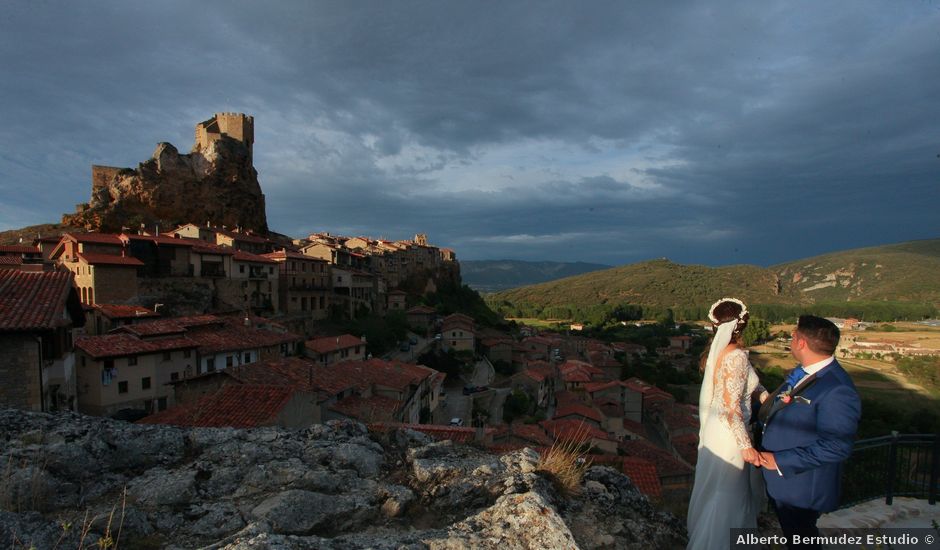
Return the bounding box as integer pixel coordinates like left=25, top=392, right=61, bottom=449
left=785, top=365, right=806, bottom=391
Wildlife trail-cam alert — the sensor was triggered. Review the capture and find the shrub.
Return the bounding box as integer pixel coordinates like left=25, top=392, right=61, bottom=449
left=536, top=424, right=593, bottom=497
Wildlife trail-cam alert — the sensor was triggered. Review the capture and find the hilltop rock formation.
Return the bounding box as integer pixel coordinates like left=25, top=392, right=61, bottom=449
left=63, top=113, right=268, bottom=234
left=0, top=410, right=685, bottom=549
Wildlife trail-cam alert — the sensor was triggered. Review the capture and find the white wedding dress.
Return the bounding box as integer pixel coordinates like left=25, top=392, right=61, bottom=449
left=687, top=348, right=766, bottom=549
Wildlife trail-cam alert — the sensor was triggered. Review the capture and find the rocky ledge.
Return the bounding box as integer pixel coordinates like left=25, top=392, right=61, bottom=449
left=0, top=410, right=685, bottom=549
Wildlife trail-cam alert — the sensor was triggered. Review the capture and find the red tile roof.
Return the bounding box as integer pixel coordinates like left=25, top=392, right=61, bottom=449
left=94, top=304, right=159, bottom=320
left=306, top=334, right=363, bottom=354
left=0, top=245, right=40, bottom=254
left=66, top=232, right=124, bottom=245
left=369, top=422, right=494, bottom=444
left=0, top=271, right=77, bottom=331
left=84, top=315, right=300, bottom=356
left=622, top=418, right=646, bottom=436
left=212, top=227, right=269, bottom=244
left=0, top=256, right=23, bottom=266
left=406, top=305, right=435, bottom=315
left=329, top=394, right=401, bottom=422
left=619, top=439, right=693, bottom=477
left=190, top=242, right=235, bottom=255
left=584, top=380, right=623, bottom=394
left=493, top=424, right=554, bottom=447
left=121, top=234, right=195, bottom=247
left=553, top=402, right=603, bottom=423
left=139, top=384, right=298, bottom=428
left=77, top=253, right=144, bottom=267
left=262, top=250, right=325, bottom=262
left=75, top=333, right=197, bottom=359
left=232, top=249, right=277, bottom=264
left=620, top=457, right=663, bottom=498
left=541, top=419, right=610, bottom=443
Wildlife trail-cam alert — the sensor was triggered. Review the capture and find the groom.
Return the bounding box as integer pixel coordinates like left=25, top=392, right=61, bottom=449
left=757, top=315, right=861, bottom=549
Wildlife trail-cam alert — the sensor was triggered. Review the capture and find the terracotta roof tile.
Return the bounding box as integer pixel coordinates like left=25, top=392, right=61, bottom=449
left=369, top=422, right=494, bottom=444
left=406, top=305, right=435, bottom=315
left=553, top=403, right=603, bottom=423
left=620, top=457, right=663, bottom=498
left=329, top=394, right=401, bottom=422
left=232, top=249, right=277, bottom=264
left=619, top=439, right=692, bottom=477
left=121, top=234, right=195, bottom=247
left=0, top=245, right=40, bottom=254
left=78, top=253, right=144, bottom=267
left=540, top=419, right=610, bottom=442
left=139, top=384, right=297, bottom=428
left=0, top=256, right=23, bottom=265
left=0, top=271, right=77, bottom=331
left=306, top=334, right=363, bottom=354
left=75, top=333, right=197, bottom=359
left=66, top=232, right=124, bottom=245
left=94, top=304, right=160, bottom=320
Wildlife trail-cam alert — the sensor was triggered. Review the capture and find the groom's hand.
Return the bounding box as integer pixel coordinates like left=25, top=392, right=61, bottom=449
left=759, top=452, right=778, bottom=470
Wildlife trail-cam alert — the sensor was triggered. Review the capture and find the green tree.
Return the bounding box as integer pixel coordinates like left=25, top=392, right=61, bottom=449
left=503, top=389, right=532, bottom=423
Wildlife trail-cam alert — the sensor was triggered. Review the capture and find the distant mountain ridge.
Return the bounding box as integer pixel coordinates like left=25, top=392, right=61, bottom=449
left=461, top=259, right=611, bottom=292
left=491, top=238, right=940, bottom=312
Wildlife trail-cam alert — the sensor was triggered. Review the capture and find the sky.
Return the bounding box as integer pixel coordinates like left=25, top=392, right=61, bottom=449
left=1, top=1, right=938, bottom=266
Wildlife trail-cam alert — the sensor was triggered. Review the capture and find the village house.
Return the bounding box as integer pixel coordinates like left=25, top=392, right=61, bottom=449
left=171, top=223, right=272, bottom=254
left=121, top=233, right=194, bottom=277
left=74, top=314, right=302, bottom=416
left=559, top=360, right=607, bottom=390
left=0, top=244, right=44, bottom=272
left=188, top=241, right=233, bottom=278
left=305, top=334, right=367, bottom=366
left=0, top=270, right=84, bottom=412
left=50, top=233, right=143, bottom=305
left=230, top=249, right=279, bottom=314
left=140, top=384, right=319, bottom=429
left=331, top=267, right=379, bottom=317
left=406, top=305, right=436, bottom=333
left=319, top=358, right=444, bottom=425
left=386, top=289, right=407, bottom=311
left=441, top=313, right=476, bottom=352
left=262, top=250, right=331, bottom=321
left=84, top=303, right=160, bottom=336
left=480, top=337, right=513, bottom=365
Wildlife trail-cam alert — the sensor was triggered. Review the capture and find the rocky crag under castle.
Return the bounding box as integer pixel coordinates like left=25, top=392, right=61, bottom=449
left=63, top=113, right=268, bottom=234
left=0, top=409, right=685, bottom=549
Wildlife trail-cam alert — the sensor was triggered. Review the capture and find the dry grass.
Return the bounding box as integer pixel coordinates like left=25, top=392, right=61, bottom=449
left=536, top=423, right=593, bottom=497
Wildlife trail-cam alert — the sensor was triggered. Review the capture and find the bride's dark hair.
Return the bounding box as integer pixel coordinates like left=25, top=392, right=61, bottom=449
left=699, top=300, right=750, bottom=372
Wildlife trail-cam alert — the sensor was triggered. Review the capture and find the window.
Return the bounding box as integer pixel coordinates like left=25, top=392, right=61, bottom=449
left=206, top=358, right=216, bottom=373
left=157, top=397, right=167, bottom=411
left=118, top=381, right=128, bottom=394
left=226, top=356, right=234, bottom=368
left=269, top=267, right=274, bottom=275
left=142, top=377, right=151, bottom=390
left=170, top=372, right=179, bottom=381
left=239, top=265, right=245, bottom=273
left=104, top=358, right=114, bottom=370
left=127, top=356, right=137, bottom=366
left=244, top=352, right=251, bottom=364
left=81, top=355, right=86, bottom=367
left=163, top=351, right=172, bottom=362
left=183, top=349, right=191, bottom=358
left=451, top=341, right=457, bottom=347
left=302, top=263, right=307, bottom=272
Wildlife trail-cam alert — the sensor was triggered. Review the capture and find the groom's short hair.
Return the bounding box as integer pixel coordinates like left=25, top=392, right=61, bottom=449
left=796, top=315, right=840, bottom=355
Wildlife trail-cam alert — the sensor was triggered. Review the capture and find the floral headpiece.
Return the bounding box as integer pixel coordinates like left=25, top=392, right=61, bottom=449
left=708, top=297, right=748, bottom=325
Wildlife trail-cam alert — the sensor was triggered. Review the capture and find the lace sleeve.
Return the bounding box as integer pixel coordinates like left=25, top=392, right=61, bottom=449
left=716, top=350, right=753, bottom=450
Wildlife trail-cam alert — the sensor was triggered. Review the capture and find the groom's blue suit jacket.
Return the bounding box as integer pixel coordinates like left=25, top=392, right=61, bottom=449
left=759, top=359, right=861, bottom=512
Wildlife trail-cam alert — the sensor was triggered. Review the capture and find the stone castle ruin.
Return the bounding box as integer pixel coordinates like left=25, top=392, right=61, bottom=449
left=64, top=113, right=268, bottom=233
left=194, top=112, right=254, bottom=162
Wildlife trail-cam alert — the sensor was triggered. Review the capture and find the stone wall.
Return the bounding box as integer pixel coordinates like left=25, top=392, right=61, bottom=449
left=0, top=334, right=42, bottom=411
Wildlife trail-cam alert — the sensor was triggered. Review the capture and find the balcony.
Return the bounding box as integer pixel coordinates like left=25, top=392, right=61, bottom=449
left=841, top=433, right=939, bottom=507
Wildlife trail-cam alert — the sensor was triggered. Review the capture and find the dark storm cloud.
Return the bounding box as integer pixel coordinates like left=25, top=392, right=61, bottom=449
left=0, top=1, right=937, bottom=265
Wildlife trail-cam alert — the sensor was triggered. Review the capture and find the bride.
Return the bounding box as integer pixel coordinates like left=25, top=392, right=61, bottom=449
left=687, top=298, right=768, bottom=549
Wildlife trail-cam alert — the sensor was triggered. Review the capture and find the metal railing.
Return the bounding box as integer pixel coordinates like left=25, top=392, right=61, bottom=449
left=840, top=432, right=939, bottom=508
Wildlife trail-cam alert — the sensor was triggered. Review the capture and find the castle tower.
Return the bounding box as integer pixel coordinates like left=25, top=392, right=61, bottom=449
left=194, top=113, right=254, bottom=162
left=414, top=233, right=428, bottom=246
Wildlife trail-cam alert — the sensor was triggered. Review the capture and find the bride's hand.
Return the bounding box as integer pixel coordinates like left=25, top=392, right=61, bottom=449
left=741, top=447, right=760, bottom=466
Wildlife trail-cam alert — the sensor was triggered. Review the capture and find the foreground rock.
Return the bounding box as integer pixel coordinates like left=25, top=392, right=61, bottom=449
left=0, top=410, right=685, bottom=549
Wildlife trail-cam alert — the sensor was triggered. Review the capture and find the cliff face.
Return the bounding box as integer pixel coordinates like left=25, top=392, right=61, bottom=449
left=63, top=115, right=268, bottom=234
left=0, top=410, right=685, bottom=549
